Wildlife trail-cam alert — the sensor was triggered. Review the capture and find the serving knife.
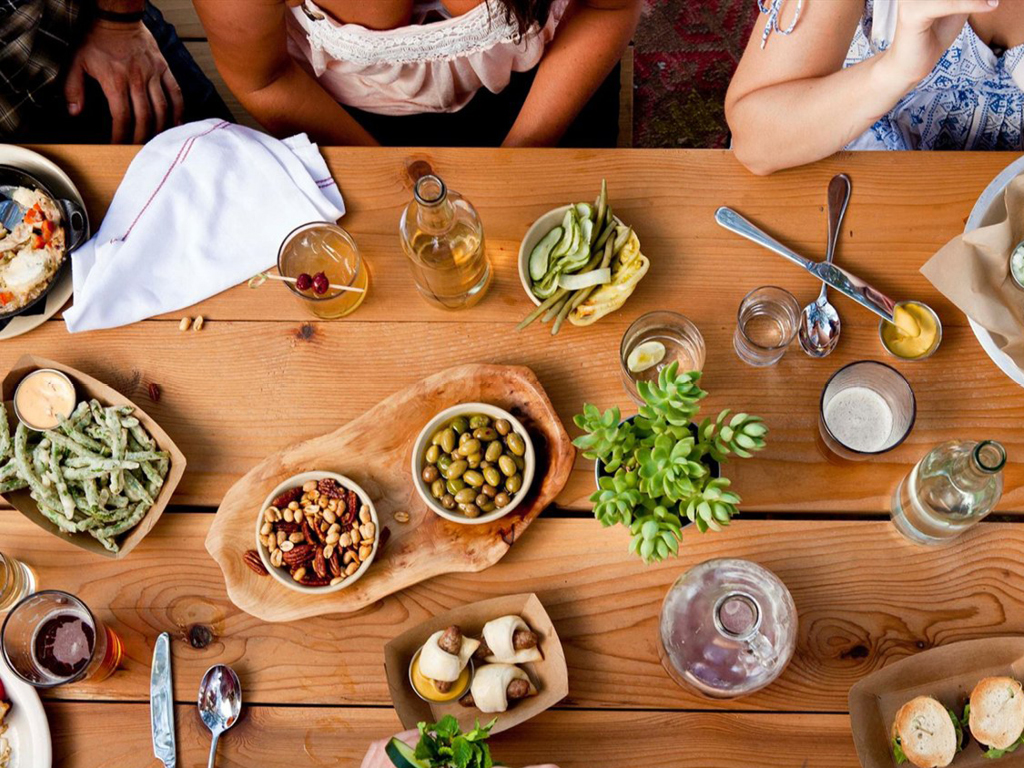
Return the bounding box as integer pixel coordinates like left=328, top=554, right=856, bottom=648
left=715, top=206, right=897, bottom=323
left=151, top=632, right=176, bottom=768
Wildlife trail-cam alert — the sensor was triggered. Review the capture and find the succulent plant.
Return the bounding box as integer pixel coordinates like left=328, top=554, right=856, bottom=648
left=573, top=362, right=768, bottom=564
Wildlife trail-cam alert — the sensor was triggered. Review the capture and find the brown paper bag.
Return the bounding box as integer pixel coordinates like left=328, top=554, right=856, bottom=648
left=921, top=175, right=1024, bottom=363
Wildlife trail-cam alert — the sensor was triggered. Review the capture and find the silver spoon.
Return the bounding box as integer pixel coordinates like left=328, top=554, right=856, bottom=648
left=798, top=174, right=850, bottom=357
left=198, top=665, right=242, bottom=768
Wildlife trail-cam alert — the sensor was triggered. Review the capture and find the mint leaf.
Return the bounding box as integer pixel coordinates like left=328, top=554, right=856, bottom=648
left=412, top=718, right=497, bottom=768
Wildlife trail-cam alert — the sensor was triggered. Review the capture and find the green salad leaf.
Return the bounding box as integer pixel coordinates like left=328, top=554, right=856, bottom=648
left=892, top=735, right=908, bottom=765
left=984, top=734, right=1024, bottom=759
left=413, top=716, right=497, bottom=768
left=947, top=708, right=964, bottom=752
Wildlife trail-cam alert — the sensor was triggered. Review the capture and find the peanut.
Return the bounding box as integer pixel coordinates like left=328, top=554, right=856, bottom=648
left=279, top=540, right=295, bottom=552
left=270, top=549, right=284, bottom=568
left=323, top=509, right=337, bottom=524
left=394, top=511, right=410, bottom=523
left=302, top=480, right=317, bottom=492
left=350, top=527, right=361, bottom=545
left=283, top=508, right=294, bottom=523
left=358, top=543, right=373, bottom=562
left=288, top=532, right=305, bottom=543
left=339, top=532, right=352, bottom=548
left=359, top=505, right=372, bottom=524
left=330, top=576, right=345, bottom=586
left=287, top=501, right=299, bottom=511
left=179, top=317, right=192, bottom=332
left=344, top=561, right=359, bottom=576
left=292, top=566, right=306, bottom=582
left=260, top=521, right=273, bottom=536
left=323, top=543, right=335, bottom=559
left=360, top=522, right=375, bottom=541
left=343, top=550, right=356, bottom=565
left=276, top=530, right=286, bottom=545
left=325, top=532, right=340, bottom=545
left=193, top=314, right=205, bottom=331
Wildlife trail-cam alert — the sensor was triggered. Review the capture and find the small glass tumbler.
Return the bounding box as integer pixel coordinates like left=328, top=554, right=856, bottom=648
left=818, top=361, right=916, bottom=462
left=1, top=590, right=124, bottom=688
left=278, top=222, right=369, bottom=319
left=0, top=552, right=35, bottom=613
left=620, top=311, right=706, bottom=405
left=733, top=287, right=800, bottom=367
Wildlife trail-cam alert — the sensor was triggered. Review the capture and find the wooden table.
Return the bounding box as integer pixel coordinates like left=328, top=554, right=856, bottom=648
left=6, top=145, right=1024, bottom=767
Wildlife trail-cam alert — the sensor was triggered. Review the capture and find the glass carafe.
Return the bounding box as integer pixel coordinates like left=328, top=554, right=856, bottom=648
left=891, top=439, right=1007, bottom=545
left=399, top=174, right=490, bottom=309
left=658, top=558, right=798, bottom=699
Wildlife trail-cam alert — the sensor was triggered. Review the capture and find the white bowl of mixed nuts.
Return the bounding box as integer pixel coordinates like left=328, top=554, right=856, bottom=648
left=255, top=471, right=379, bottom=594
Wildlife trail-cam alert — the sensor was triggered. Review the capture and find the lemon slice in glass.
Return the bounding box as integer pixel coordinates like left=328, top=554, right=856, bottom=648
left=627, top=340, right=666, bottom=373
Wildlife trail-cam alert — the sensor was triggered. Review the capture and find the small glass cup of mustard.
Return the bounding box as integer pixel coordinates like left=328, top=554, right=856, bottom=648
left=879, top=301, right=942, bottom=362
left=408, top=647, right=474, bottom=704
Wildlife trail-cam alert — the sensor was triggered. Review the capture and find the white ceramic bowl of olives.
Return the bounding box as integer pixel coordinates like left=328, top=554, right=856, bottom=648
left=412, top=403, right=535, bottom=525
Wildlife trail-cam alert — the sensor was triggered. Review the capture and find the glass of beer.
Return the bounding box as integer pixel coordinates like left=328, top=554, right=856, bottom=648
left=278, top=222, right=369, bottom=319
left=1, top=591, right=123, bottom=687
left=0, top=552, right=35, bottom=613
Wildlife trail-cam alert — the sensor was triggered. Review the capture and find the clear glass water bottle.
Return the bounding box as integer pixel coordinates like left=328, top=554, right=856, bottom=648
left=658, top=558, right=798, bottom=699
left=891, top=439, right=1007, bottom=545
left=399, top=174, right=490, bottom=310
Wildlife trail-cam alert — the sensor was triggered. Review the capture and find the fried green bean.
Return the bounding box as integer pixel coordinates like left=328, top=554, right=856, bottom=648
left=125, top=451, right=168, bottom=462
left=0, top=402, right=11, bottom=462
left=0, top=477, right=28, bottom=493
left=49, top=442, right=76, bottom=520
left=104, top=408, right=126, bottom=496
left=59, top=414, right=106, bottom=454
left=91, top=502, right=148, bottom=539
left=123, top=470, right=153, bottom=506
left=14, top=424, right=58, bottom=510
left=64, top=457, right=140, bottom=471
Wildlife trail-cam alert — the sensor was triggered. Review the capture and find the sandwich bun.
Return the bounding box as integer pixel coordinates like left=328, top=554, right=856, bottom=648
left=892, top=695, right=958, bottom=768
left=969, top=676, right=1024, bottom=751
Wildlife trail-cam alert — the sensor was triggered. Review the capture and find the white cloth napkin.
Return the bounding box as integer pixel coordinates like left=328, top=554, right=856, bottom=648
left=64, top=119, right=345, bottom=333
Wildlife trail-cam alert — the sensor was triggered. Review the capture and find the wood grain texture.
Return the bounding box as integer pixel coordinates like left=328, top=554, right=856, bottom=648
left=47, top=702, right=859, bottom=768
left=207, top=364, right=574, bottom=620
left=10, top=511, right=1024, bottom=715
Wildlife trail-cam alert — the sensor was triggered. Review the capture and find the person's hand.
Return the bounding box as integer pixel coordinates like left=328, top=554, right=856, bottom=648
left=885, top=0, right=999, bottom=86
left=64, top=20, right=184, bottom=144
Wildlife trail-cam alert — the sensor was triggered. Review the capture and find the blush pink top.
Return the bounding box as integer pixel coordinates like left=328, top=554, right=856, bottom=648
left=285, top=0, right=571, bottom=115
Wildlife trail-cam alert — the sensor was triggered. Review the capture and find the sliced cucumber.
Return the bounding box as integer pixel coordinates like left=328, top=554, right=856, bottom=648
left=550, top=210, right=576, bottom=259
left=385, top=738, right=429, bottom=768
left=529, top=225, right=562, bottom=281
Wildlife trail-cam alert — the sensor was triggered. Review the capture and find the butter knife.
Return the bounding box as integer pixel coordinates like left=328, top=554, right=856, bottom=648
left=151, top=632, right=176, bottom=768
left=715, top=206, right=897, bottom=323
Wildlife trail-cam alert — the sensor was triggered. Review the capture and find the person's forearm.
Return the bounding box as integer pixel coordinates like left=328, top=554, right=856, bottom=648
left=727, top=52, right=917, bottom=175
left=227, top=61, right=378, bottom=146
left=503, top=2, right=639, bottom=148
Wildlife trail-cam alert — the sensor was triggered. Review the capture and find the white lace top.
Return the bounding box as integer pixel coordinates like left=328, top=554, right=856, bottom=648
left=285, top=0, right=571, bottom=116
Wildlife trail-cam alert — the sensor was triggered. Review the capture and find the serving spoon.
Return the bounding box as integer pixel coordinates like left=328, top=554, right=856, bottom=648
left=798, top=174, right=850, bottom=357
left=198, top=664, right=242, bottom=768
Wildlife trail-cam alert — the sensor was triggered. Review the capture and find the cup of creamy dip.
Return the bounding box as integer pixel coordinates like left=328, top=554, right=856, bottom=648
left=13, top=368, right=76, bottom=431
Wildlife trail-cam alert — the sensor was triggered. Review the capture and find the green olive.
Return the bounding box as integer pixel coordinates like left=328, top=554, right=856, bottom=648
left=446, top=459, right=468, bottom=480
left=505, top=474, right=522, bottom=494
left=425, top=444, right=441, bottom=464
left=506, top=432, right=526, bottom=456
left=483, top=466, right=502, bottom=487
left=458, top=439, right=482, bottom=457
left=460, top=503, right=481, bottom=518
left=495, top=418, right=512, bottom=436
left=440, top=428, right=456, bottom=454
left=473, top=427, right=498, bottom=442
left=494, top=492, right=511, bottom=508
left=422, top=465, right=440, bottom=483
left=446, top=478, right=466, bottom=494
left=474, top=493, right=490, bottom=507
left=481, top=484, right=498, bottom=497
left=479, top=500, right=496, bottom=513
left=498, top=455, right=517, bottom=477
left=431, top=478, right=446, bottom=498
left=441, top=494, right=456, bottom=510
left=484, top=441, right=503, bottom=462
left=455, top=488, right=477, bottom=504
left=431, top=428, right=445, bottom=446
left=462, top=470, right=485, bottom=487
left=466, top=453, right=482, bottom=468
left=436, top=453, right=452, bottom=473
left=513, top=454, right=525, bottom=471
left=459, top=430, right=473, bottom=447
left=469, top=414, right=491, bottom=429
left=450, top=416, right=469, bottom=435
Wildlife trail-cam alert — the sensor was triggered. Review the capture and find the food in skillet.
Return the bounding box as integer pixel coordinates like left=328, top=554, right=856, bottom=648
left=891, top=695, right=964, bottom=768
left=0, top=400, right=169, bottom=553
left=518, top=180, right=650, bottom=334
left=965, top=676, right=1024, bottom=758
left=0, top=188, right=65, bottom=312
left=411, top=625, right=480, bottom=702
left=460, top=663, right=538, bottom=714
left=0, top=677, right=10, bottom=768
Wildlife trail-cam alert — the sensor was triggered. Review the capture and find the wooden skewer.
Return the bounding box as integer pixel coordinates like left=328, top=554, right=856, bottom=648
left=248, top=271, right=365, bottom=294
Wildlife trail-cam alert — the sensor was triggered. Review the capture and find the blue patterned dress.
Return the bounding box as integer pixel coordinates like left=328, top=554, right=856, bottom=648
left=844, top=0, right=1024, bottom=150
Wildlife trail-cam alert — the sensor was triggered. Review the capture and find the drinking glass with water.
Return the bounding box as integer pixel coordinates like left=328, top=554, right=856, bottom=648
left=733, top=286, right=800, bottom=366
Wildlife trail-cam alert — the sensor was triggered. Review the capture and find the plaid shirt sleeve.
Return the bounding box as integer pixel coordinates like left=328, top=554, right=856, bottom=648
left=0, top=0, right=83, bottom=136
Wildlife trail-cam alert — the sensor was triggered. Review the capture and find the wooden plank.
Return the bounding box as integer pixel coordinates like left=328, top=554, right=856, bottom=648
left=4, top=319, right=1020, bottom=512
left=47, top=702, right=858, bottom=768
left=26, top=146, right=1017, bottom=326
left=158, top=0, right=206, bottom=38
left=12, top=512, right=1024, bottom=714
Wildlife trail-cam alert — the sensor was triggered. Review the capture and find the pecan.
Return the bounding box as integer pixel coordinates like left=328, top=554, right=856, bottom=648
left=340, top=491, right=358, bottom=525
left=243, top=549, right=268, bottom=576
left=148, top=382, right=161, bottom=403
left=276, top=521, right=301, bottom=534
left=328, top=550, right=342, bottom=577
left=318, top=478, right=344, bottom=499
left=300, top=575, right=332, bottom=587
left=282, top=544, right=315, bottom=567
left=303, top=519, right=323, bottom=544
left=313, top=546, right=327, bottom=579
left=272, top=487, right=302, bottom=508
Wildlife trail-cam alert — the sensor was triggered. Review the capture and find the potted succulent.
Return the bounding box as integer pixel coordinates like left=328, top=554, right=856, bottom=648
left=572, top=362, right=768, bottom=563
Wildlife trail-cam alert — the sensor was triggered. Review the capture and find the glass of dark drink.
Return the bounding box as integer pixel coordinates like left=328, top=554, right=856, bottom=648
left=0, top=590, right=123, bottom=688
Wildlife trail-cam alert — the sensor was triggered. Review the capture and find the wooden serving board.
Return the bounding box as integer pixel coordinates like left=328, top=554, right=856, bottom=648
left=206, top=364, right=575, bottom=621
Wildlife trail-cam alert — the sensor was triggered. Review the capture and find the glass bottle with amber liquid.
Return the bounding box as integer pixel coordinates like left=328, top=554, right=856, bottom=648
left=399, top=174, right=490, bottom=310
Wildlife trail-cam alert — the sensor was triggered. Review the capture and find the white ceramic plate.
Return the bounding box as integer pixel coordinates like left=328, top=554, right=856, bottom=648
left=0, top=145, right=90, bottom=341
left=0, top=654, right=52, bottom=768
left=964, top=154, right=1024, bottom=388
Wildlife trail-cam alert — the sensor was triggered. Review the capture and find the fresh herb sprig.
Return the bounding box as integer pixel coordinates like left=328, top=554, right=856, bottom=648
left=414, top=716, right=497, bottom=768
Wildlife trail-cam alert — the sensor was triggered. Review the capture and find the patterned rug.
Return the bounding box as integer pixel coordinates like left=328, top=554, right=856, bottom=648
left=633, top=0, right=758, bottom=148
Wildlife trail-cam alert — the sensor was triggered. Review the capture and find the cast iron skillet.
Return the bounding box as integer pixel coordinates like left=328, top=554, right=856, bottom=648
left=0, top=164, right=88, bottom=320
